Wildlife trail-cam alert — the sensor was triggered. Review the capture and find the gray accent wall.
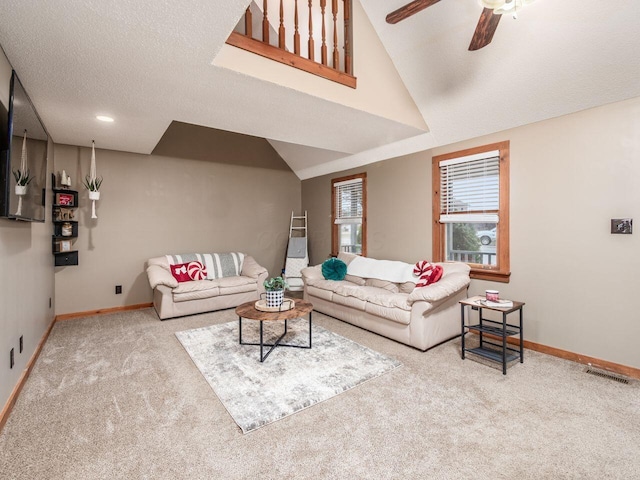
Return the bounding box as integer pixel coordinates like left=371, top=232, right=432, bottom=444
left=303, top=96, right=640, bottom=370
left=0, top=49, right=55, bottom=411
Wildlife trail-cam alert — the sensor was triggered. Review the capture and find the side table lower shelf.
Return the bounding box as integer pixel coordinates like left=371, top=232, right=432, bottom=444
left=459, top=296, right=525, bottom=375
left=465, top=346, right=520, bottom=364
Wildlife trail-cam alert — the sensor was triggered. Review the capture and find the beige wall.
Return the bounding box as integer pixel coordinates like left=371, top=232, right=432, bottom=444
left=303, top=152, right=433, bottom=266
left=53, top=144, right=301, bottom=315
left=0, top=48, right=55, bottom=409
left=302, top=96, right=640, bottom=369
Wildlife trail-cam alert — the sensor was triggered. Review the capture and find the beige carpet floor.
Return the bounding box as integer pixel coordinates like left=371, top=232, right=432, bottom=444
left=1, top=307, right=638, bottom=479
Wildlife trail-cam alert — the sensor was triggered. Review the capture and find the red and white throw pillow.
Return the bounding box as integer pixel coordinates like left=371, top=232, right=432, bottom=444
left=413, top=260, right=443, bottom=288
left=187, top=261, right=207, bottom=280
left=170, top=261, right=207, bottom=283
left=170, top=263, right=192, bottom=283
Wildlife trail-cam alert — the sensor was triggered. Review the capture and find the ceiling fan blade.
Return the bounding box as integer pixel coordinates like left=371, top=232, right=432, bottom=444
left=468, top=7, right=502, bottom=51
left=386, top=0, right=443, bottom=24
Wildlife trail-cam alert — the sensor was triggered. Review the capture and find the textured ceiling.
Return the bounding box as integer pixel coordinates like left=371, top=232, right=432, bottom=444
left=0, top=0, right=639, bottom=179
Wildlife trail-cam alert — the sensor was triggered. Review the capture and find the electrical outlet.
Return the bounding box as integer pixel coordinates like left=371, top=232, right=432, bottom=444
left=10, top=348, right=14, bottom=369
left=115, top=285, right=122, bottom=294
left=19, top=335, right=23, bottom=353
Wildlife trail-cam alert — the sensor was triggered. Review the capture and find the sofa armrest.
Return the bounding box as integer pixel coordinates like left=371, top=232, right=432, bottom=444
left=146, top=264, right=178, bottom=289
left=241, top=256, right=267, bottom=279
left=439, top=261, right=471, bottom=276
left=241, top=256, right=268, bottom=296
left=407, top=272, right=470, bottom=305
left=301, top=265, right=323, bottom=284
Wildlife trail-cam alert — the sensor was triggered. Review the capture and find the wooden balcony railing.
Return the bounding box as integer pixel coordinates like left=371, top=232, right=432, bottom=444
left=226, top=0, right=356, bottom=88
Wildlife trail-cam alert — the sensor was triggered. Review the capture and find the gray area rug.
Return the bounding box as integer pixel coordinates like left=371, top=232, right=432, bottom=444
left=175, top=319, right=401, bottom=433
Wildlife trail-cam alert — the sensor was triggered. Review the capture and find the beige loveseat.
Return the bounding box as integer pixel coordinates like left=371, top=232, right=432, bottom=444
left=146, top=253, right=268, bottom=320
left=301, top=253, right=470, bottom=351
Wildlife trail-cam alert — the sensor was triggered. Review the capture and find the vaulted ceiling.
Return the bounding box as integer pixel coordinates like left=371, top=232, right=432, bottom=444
left=1, top=0, right=639, bottom=179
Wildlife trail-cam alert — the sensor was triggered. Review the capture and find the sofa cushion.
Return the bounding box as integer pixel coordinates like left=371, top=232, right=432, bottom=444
left=173, top=287, right=221, bottom=303
left=398, top=281, right=416, bottom=294
left=306, top=285, right=333, bottom=301
left=360, top=290, right=411, bottom=311
left=173, top=279, right=219, bottom=294
left=344, top=274, right=366, bottom=286
left=304, top=278, right=359, bottom=291
left=213, top=276, right=257, bottom=295
left=364, top=278, right=400, bottom=293
left=364, top=303, right=411, bottom=325
left=332, top=293, right=366, bottom=311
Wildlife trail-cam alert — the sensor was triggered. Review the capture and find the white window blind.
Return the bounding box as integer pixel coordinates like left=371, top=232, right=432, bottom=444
left=439, top=151, right=500, bottom=223
left=334, top=178, right=363, bottom=224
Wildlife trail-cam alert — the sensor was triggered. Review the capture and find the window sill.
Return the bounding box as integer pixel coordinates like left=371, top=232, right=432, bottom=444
left=470, top=269, right=511, bottom=283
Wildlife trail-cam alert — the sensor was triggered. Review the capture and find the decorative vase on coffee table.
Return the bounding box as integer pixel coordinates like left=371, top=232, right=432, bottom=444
left=265, top=289, right=284, bottom=308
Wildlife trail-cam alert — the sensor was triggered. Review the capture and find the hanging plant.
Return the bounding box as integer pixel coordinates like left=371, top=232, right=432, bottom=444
left=82, top=175, right=103, bottom=192
left=85, top=140, right=102, bottom=219
left=13, top=169, right=33, bottom=186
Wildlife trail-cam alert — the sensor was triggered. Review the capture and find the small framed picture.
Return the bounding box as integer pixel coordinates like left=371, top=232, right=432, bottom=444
left=611, top=218, right=632, bottom=234
left=56, top=193, right=74, bottom=206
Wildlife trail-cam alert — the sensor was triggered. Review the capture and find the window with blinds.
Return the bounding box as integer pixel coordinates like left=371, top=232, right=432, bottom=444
left=332, top=173, right=366, bottom=256
left=432, top=142, right=510, bottom=282
left=439, top=150, right=500, bottom=224
left=334, top=178, right=363, bottom=224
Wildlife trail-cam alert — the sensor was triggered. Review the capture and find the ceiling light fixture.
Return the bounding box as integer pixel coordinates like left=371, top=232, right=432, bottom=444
left=96, top=115, right=114, bottom=122
left=480, top=0, right=536, bottom=19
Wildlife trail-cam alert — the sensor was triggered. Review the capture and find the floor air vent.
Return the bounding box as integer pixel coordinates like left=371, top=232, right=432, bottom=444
left=585, top=367, right=630, bottom=384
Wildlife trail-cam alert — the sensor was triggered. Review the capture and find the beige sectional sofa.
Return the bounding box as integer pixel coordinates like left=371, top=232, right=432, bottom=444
left=301, top=253, right=470, bottom=351
left=146, top=253, right=268, bottom=320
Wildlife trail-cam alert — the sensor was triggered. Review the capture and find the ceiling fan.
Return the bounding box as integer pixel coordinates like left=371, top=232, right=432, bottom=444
left=386, top=0, right=535, bottom=51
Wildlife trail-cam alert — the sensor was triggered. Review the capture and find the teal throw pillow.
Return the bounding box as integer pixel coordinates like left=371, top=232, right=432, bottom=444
left=322, top=258, right=347, bottom=281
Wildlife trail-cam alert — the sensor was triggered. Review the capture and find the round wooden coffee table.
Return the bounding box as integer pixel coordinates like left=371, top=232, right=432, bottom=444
left=235, top=298, right=313, bottom=362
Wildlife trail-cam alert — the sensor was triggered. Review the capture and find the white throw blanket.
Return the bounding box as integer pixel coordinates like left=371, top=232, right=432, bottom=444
left=347, top=256, right=416, bottom=284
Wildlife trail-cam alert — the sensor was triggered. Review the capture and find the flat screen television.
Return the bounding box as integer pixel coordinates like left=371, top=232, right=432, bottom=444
left=0, top=70, right=48, bottom=222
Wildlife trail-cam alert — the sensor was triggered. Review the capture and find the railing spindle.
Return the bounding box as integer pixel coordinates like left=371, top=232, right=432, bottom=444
left=279, top=0, right=285, bottom=49
left=263, top=0, right=270, bottom=44
left=308, top=0, right=315, bottom=61
left=320, top=1, right=328, bottom=65
left=344, top=0, right=352, bottom=74
left=227, top=0, right=356, bottom=87
left=245, top=6, right=253, bottom=39
left=332, top=0, right=339, bottom=68
left=294, top=0, right=300, bottom=55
